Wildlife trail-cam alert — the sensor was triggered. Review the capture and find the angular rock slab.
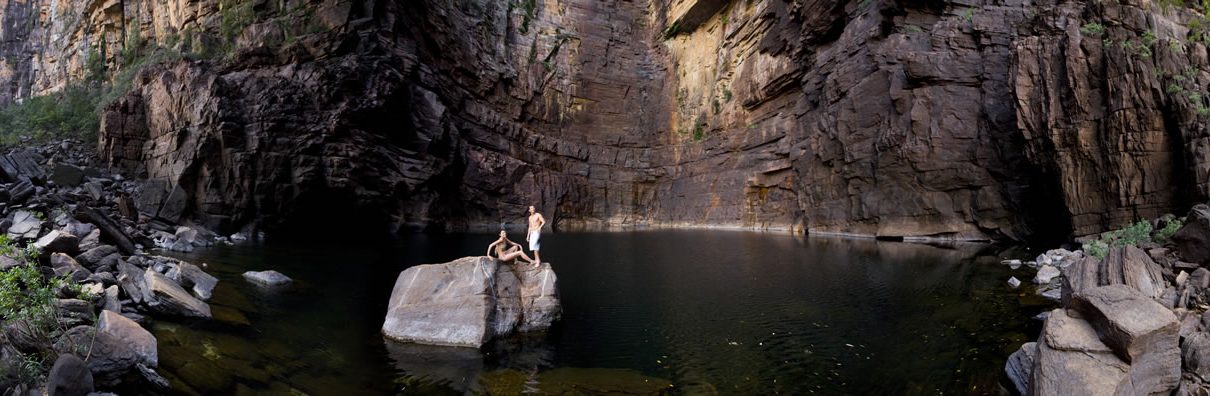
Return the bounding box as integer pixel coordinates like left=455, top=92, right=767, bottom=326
left=144, top=268, right=212, bottom=318
left=1174, top=204, right=1210, bottom=265
left=179, top=261, right=218, bottom=300
left=97, top=310, right=158, bottom=368
left=34, top=230, right=79, bottom=256
left=243, top=270, right=292, bottom=287
left=382, top=257, right=561, bottom=348
left=1070, top=284, right=1180, bottom=394
left=383, top=257, right=496, bottom=347
left=1030, top=309, right=1129, bottom=395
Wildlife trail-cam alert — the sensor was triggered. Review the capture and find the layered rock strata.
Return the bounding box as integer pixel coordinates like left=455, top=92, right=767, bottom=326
left=0, top=0, right=1207, bottom=241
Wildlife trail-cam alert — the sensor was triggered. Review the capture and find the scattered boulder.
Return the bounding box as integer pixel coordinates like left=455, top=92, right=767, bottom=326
left=243, top=270, right=292, bottom=287
left=169, top=226, right=198, bottom=252
left=1183, top=332, right=1210, bottom=380
left=77, top=229, right=101, bottom=252
left=116, top=260, right=148, bottom=305
left=1036, top=249, right=1082, bottom=268
left=0, top=255, right=19, bottom=271
left=46, top=354, right=93, bottom=396
left=1008, top=276, right=1021, bottom=289
left=56, top=299, right=94, bottom=328
left=50, top=163, right=85, bottom=188
left=102, top=285, right=121, bottom=313
left=75, top=245, right=120, bottom=270
left=1174, top=204, right=1210, bottom=265
left=7, top=210, right=41, bottom=239
left=0, top=150, right=47, bottom=183
left=144, top=268, right=212, bottom=318
left=34, top=230, right=80, bottom=255
left=178, top=261, right=218, bottom=300
left=382, top=257, right=561, bottom=348
left=1034, top=265, right=1060, bottom=284
left=50, top=253, right=91, bottom=283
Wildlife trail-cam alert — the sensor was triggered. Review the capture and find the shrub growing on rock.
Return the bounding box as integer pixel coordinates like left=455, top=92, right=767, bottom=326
left=1082, top=220, right=1154, bottom=259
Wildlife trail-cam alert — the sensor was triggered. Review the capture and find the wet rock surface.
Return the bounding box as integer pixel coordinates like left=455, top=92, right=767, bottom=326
left=382, top=256, right=562, bottom=348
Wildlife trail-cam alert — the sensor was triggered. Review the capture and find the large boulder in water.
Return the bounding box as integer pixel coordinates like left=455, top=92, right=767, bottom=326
left=382, top=256, right=561, bottom=348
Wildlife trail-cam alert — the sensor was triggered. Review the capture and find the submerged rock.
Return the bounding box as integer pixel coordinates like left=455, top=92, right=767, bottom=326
left=382, top=256, right=561, bottom=347
left=243, top=270, right=292, bottom=287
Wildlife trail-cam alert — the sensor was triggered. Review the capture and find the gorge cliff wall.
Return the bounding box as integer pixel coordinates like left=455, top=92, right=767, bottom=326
left=0, top=0, right=1207, bottom=242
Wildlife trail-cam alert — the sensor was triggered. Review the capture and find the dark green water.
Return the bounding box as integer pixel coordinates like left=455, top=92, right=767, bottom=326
left=148, top=231, right=1046, bottom=395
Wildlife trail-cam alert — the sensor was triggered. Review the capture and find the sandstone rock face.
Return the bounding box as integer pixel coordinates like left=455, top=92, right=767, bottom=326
left=0, top=0, right=1204, bottom=241
left=382, top=256, right=561, bottom=348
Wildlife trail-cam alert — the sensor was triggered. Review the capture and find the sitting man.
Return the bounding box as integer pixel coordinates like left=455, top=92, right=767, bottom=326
left=486, top=230, right=537, bottom=265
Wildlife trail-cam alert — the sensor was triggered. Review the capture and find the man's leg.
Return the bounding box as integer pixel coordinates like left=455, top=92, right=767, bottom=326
left=532, top=249, right=541, bottom=267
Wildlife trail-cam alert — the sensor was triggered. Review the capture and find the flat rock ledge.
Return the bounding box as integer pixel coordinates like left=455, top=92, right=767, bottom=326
left=381, top=256, right=561, bottom=348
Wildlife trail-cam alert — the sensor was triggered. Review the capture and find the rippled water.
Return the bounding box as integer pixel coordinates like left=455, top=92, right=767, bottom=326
left=145, top=231, right=1046, bottom=394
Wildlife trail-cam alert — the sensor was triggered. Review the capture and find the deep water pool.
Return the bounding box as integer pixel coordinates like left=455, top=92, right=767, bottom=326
left=148, top=230, right=1046, bottom=394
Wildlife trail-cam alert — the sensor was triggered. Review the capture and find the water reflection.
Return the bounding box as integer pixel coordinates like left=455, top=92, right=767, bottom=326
left=154, top=231, right=1040, bottom=394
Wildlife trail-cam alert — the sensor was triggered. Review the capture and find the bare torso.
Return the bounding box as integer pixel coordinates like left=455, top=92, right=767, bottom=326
left=528, top=213, right=544, bottom=233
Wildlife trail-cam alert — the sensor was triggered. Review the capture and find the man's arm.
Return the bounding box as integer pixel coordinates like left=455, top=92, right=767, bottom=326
left=486, top=241, right=498, bottom=256
left=538, top=214, right=547, bottom=230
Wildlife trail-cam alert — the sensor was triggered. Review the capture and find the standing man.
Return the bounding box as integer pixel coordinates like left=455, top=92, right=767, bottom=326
left=526, top=205, right=546, bottom=268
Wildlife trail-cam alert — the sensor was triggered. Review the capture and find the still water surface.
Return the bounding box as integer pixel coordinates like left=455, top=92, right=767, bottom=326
left=149, top=231, right=1045, bottom=394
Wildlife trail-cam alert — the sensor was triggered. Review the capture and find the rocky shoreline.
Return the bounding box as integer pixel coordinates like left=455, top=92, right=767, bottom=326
left=0, top=139, right=243, bottom=394
left=1006, top=204, right=1210, bottom=394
